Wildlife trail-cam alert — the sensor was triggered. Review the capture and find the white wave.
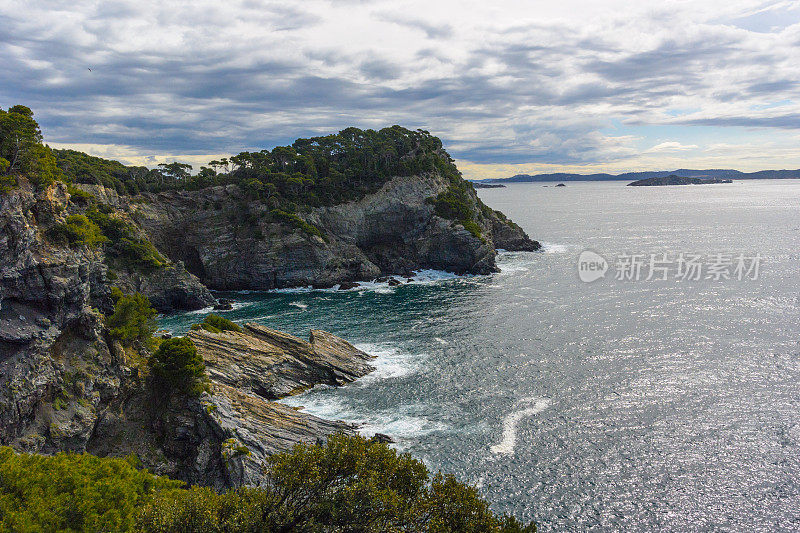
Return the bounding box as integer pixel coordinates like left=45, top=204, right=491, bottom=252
left=355, top=343, right=428, bottom=383
left=490, top=397, right=550, bottom=455
left=356, top=411, right=449, bottom=440
left=289, top=302, right=308, bottom=310
left=183, top=305, right=216, bottom=316
left=542, top=242, right=568, bottom=254
left=281, top=395, right=447, bottom=441
left=496, top=250, right=538, bottom=274
left=264, top=269, right=470, bottom=295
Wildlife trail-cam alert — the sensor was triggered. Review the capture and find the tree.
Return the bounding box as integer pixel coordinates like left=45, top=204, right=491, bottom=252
left=107, top=291, right=157, bottom=347
left=157, top=162, right=192, bottom=181
left=148, top=337, right=207, bottom=396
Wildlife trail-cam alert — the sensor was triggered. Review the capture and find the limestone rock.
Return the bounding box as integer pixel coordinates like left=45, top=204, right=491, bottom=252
left=190, top=323, right=376, bottom=400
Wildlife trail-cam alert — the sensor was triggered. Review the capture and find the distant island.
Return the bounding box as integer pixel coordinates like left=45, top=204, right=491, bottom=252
left=472, top=182, right=506, bottom=188
left=474, top=168, right=800, bottom=184
left=628, top=175, right=733, bottom=186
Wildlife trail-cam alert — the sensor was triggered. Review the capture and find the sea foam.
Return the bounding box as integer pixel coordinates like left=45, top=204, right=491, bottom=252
left=490, top=397, right=550, bottom=455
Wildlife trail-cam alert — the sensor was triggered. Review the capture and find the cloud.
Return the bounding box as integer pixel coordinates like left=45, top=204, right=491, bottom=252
left=645, top=141, right=699, bottom=152
left=2, top=0, right=800, bottom=173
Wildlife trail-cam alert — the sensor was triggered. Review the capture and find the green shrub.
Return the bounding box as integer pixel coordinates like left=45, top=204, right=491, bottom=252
left=0, top=436, right=535, bottom=533
left=47, top=214, right=108, bottom=248
left=66, top=184, right=95, bottom=204
left=270, top=209, right=323, bottom=238
left=85, top=204, right=167, bottom=271
left=0, top=173, right=16, bottom=195
left=136, top=434, right=535, bottom=532
left=190, top=314, right=242, bottom=334
left=462, top=220, right=484, bottom=241
left=107, top=292, right=157, bottom=347
left=114, top=238, right=167, bottom=271
left=148, top=337, right=207, bottom=396
left=0, top=446, right=181, bottom=533
left=428, top=182, right=474, bottom=222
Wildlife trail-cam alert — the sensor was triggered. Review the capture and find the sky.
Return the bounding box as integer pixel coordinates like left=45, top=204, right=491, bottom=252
left=2, top=0, right=800, bottom=180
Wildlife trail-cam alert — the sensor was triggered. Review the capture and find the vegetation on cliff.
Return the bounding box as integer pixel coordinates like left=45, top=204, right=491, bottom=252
left=107, top=289, right=158, bottom=347
left=0, top=435, right=535, bottom=532
left=149, top=337, right=208, bottom=397
left=0, top=105, right=62, bottom=191
left=2, top=105, right=525, bottom=251
left=191, top=314, right=243, bottom=334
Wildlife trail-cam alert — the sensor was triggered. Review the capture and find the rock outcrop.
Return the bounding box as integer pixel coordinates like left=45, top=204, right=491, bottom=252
left=84, top=324, right=371, bottom=488
left=125, top=172, right=539, bottom=290
left=191, top=324, right=375, bottom=400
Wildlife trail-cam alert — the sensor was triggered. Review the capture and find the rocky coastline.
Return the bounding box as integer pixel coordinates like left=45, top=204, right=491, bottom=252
left=0, top=167, right=540, bottom=488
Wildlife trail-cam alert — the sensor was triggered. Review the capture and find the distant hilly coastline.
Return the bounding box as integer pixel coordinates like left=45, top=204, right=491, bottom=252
left=628, top=175, right=733, bottom=186
left=475, top=168, right=800, bottom=183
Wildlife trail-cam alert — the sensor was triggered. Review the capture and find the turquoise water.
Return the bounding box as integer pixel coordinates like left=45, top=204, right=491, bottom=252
left=160, top=180, right=800, bottom=531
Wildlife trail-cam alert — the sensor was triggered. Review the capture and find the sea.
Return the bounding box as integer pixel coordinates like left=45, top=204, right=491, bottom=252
left=160, top=179, right=800, bottom=531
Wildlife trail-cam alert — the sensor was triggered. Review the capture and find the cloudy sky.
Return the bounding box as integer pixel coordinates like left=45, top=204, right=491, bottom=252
left=3, top=0, right=800, bottom=179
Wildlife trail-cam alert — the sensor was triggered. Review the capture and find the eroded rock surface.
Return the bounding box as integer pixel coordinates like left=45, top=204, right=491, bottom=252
left=125, top=173, right=539, bottom=289
left=191, top=323, right=375, bottom=400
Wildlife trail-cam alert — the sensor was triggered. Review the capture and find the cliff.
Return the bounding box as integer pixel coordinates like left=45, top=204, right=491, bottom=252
left=0, top=180, right=379, bottom=488
left=123, top=172, right=538, bottom=290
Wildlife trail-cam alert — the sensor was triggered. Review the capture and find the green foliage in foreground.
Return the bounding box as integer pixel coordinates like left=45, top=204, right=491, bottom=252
left=148, top=337, right=208, bottom=397
left=0, top=446, right=182, bottom=532
left=140, top=433, right=535, bottom=532
left=190, top=314, right=242, bottom=334
left=0, top=436, right=535, bottom=532
left=108, top=289, right=158, bottom=347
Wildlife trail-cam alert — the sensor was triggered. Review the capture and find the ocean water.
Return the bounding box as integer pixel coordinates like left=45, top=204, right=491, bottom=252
left=160, top=180, right=800, bottom=531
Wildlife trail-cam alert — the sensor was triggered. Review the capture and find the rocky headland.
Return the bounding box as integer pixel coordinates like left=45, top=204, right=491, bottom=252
left=0, top=116, right=540, bottom=490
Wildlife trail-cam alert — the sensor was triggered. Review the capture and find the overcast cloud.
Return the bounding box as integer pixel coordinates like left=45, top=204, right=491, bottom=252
left=2, top=0, right=800, bottom=178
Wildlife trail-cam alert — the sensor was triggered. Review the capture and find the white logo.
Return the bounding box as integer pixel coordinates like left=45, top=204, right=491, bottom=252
left=578, top=250, right=608, bottom=282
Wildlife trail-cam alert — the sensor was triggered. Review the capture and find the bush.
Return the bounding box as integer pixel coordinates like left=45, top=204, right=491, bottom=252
left=0, top=173, right=16, bottom=195
left=0, top=447, right=181, bottom=532
left=85, top=204, right=167, bottom=271
left=190, top=314, right=242, bottom=334
left=137, top=434, right=535, bottom=532
left=0, top=436, right=535, bottom=533
left=270, top=209, right=323, bottom=238
left=107, top=291, right=157, bottom=347
left=66, top=184, right=95, bottom=204
left=462, top=220, right=485, bottom=241
left=148, top=337, right=207, bottom=396
left=428, top=182, right=474, bottom=222
left=47, top=214, right=108, bottom=248
left=114, top=238, right=167, bottom=271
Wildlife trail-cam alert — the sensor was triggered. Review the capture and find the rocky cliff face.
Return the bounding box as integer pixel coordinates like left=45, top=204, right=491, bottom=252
left=0, top=170, right=541, bottom=489
left=85, top=323, right=371, bottom=488
left=0, top=182, right=373, bottom=488
left=125, top=172, right=539, bottom=290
